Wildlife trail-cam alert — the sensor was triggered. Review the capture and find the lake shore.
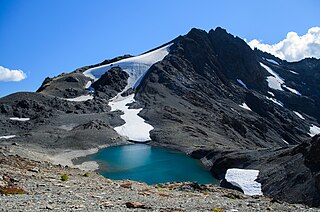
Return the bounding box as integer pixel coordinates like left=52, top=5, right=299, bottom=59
left=1, top=147, right=318, bottom=211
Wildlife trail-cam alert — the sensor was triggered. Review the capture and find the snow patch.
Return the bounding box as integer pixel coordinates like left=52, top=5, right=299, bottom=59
left=282, top=139, right=289, bottom=145
left=109, top=94, right=153, bottom=142
left=236, top=79, right=248, bottom=89
left=65, top=95, right=93, bottom=102
left=239, top=103, right=252, bottom=111
left=260, top=62, right=301, bottom=95
left=0, top=135, right=16, bottom=139
left=10, top=117, right=30, bottom=121
left=266, top=97, right=284, bottom=107
left=263, top=57, right=279, bottom=65
left=309, top=125, right=320, bottom=137
left=83, top=44, right=171, bottom=89
left=293, top=111, right=305, bottom=120
left=260, top=62, right=284, bottom=91
left=267, top=91, right=275, bottom=97
left=84, top=81, right=92, bottom=89
left=225, top=168, right=263, bottom=196
left=289, top=70, right=299, bottom=75
left=282, top=85, right=301, bottom=96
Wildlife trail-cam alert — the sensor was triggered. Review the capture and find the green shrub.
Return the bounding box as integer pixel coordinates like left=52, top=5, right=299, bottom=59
left=61, top=174, right=69, bottom=181
left=212, top=208, right=223, bottom=212
left=83, top=172, right=90, bottom=177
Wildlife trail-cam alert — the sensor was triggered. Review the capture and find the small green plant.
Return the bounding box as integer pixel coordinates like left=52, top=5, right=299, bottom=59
left=229, top=195, right=237, bottom=200
left=212, top=208, right=224, bottom=212
left=83, top=172, right=90, bottom=177
left=60, top=174, right=69, bottom=181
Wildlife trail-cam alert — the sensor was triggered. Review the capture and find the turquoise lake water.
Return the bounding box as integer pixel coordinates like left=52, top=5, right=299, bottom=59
left=83, top=144, right=218, bottom=185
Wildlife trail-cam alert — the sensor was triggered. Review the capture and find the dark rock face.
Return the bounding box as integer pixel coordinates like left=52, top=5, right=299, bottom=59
left=92, top=67, right=129, bottom=99
left=255, top=50, right=320, bottom=123
left=208, top=27, right=267, bottom=90
left=136, top=27, right=310, bottom=152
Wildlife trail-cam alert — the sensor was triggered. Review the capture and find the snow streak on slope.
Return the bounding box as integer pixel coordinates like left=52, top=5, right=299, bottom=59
left=109, top=94, right=153, bottom=141
left=10, top=117, right=30, bottom=121
left=266, top=97, right=284, bottom=107
left=293, top=111, right=305, bottom=120
left=84, top=44, right=171, bottom=89
left=263, top=57, right=279, bottom=65
left=65, top=95, right=94, bottom=102
left=0, top=135, right=16, bottom=139
left=239, top=103, right=251, bottom=111
left=84, top=81, right=92, bottom=89
left=289, top=70, right=299, bottom=75
left=282, top=85, right=301, bottom=95
left=282, top=139, right=289, bottom=145
left=237, top=79, right=248, bottom=89
left=225, top=168, right=263, bottom=196
left=267, top=91, right=275, bottom=97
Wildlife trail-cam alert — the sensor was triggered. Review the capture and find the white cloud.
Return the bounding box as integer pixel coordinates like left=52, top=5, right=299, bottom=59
left=0, top=66, right=27, bottom=82
left=248, top=27, right=320, bottom=62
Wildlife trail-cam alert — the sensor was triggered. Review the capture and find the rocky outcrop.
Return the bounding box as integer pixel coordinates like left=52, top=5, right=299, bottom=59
left=37, top=73, right=92, bottom=98
left=92, top=67, right=129, bottom=99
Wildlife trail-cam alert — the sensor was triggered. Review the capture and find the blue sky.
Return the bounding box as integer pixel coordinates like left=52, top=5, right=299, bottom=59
left=0, top=0, right=319, bottom=97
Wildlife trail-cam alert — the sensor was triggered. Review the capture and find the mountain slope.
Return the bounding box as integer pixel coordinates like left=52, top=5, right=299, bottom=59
left=1, top=27, right=320, bottom=206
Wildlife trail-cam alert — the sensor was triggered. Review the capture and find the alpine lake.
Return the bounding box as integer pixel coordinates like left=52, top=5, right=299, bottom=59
left=75, top=144, right=218, bottom=185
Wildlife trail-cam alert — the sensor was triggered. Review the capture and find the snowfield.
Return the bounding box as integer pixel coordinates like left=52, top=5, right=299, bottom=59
left=225, top=168, right=263, bottom=196
left=109, top=94, right=153, bottom=142
left=83, top=44, right=171, bottom=89
left=84, top=45, right=171, bottom=142
left=10, top=117, right=30, bottom=121
left=309, top=125, right=320, bottom=137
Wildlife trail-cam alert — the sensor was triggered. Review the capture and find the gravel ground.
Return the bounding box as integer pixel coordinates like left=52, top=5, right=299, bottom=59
left=0, top=148, right=319, bottom=212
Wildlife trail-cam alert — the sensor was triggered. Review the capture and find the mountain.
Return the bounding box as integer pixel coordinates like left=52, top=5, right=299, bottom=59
left=1, top=27, right=320, bottom=206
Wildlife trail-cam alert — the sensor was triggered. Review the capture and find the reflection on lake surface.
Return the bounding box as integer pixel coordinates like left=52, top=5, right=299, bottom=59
left=82, top=144, right=218, bottom=185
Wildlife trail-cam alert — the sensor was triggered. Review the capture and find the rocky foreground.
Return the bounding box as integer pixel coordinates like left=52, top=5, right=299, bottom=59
left=0, top=148, right=319, bottom=211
